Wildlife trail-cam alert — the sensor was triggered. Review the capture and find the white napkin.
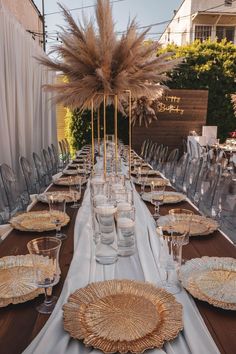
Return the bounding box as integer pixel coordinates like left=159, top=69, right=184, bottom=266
left=0, top=224, right=12, bottom=241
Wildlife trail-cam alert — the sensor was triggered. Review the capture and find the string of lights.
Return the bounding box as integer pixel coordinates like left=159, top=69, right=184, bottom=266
left=27, top=0, right=236, bottom=46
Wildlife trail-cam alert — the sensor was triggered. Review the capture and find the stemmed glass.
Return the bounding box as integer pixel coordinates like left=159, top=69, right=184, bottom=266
left=168, top=208, right=193, bottom=263
left=157, top=227, right=186, bottom=294
left=49, top=197, right=67, bottom=240
left=69, top=176, right=81, bottom=209
left=151, top=182, right=166, bottom=221
left=27, top=237, right=61, bottom=314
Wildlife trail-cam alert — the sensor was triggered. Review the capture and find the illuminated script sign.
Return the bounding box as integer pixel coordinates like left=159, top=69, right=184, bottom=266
left=158, top=95, right=184, bottom=115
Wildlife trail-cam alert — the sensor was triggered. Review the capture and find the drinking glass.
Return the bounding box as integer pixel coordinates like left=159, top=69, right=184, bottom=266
left=117, top=204, right=136, bottom=256
left=49, top=197, right=67, bottom=240
left=95, top=201, right=118, bottom=264
left=27, top=237, right=61, bottom=314
left=69, top=179, right=81, bottom=209
left=157, top=227, right=186, bottom=294
left=151, top=182, right=166, bottom=220
left=168, top=208, right=193, bottom=246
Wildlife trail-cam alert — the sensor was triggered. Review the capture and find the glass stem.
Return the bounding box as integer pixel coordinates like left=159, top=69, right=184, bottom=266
left=56, top=224, right=61, bottom=237
left=155, top=203, right=159, bottom=216
left=44, top=287, right=52, bottom=306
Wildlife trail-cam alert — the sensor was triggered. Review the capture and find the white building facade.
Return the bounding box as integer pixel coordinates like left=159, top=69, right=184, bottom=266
left=159, top=0, right=236, bottom=46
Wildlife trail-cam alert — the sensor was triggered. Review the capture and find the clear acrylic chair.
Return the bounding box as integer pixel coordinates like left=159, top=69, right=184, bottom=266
left=151, top=144, right=163, bottom=169
left=0, top=163, right=28, bottom=217
left=172, top=153, right=190, bottom=191
left=198, top=164, right=222, bottom=217
left=0, top=177, right=10, bottom=222
left=19, top=156, right=39, bottom=196
left=163, top=148, right=179, bottom=180
left=48, top=146, right=58, bottom=175
left=156, top=146, right=169, bottom=172
left=33, top=152, right=49, bottom=190
left=51, top=143, right=61, bottom=171
left=42, top=149, right=53, bottom=180
left=59, top=141, right=68, bottom=166
left=140, top=139, right=149, bottom=158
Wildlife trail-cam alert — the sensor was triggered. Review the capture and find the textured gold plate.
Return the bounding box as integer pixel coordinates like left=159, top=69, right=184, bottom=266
left=38, top=191, right=80, bottom=203
left=134, top=177, right=169, bottom=187
left=10, top=211, right=70, bottom=232
left=63, top=279, right=183, bottom=353
left=0, top=254, right=52, bottom=307
left=53, top=176, right=86, bottom=186
left=179, top=257, right=236, bottom=310
left=157, top=214, right=218, bottom=236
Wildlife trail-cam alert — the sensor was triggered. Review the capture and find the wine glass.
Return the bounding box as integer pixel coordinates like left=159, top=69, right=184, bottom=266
left=69, top=178, right=81, bottom=209
left=151, top=182, right=166, bottom=221
left=157, top=227, right=186, bottom=294
left=49, top=197, right=67, bottom=240
left=168, top=208, right=193, bottom=263
left=27, top=237, right=61, bottom=314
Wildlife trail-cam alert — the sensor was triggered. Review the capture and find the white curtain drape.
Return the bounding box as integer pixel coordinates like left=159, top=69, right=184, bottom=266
left=0, top=1, right=57, bottom=183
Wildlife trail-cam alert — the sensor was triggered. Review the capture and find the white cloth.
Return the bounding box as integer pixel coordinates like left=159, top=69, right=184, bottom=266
left=0, top=2, right=57, bottom=185
left=23, top=183, right=220, bottom=354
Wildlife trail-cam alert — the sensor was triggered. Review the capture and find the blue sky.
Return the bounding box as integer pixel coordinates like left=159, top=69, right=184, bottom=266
left=34, top=0, right=182, bottom=50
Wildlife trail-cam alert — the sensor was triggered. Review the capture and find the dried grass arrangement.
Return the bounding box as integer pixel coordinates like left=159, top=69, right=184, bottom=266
left=39, top=0, right=180, bottom=124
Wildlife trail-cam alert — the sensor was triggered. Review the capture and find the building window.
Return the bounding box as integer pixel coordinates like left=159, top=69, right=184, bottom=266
left=195, top=26, right=212, bottom=42
left=216, top=26, right=235, bottom=42
left=225, top=0, right=232, bottom=6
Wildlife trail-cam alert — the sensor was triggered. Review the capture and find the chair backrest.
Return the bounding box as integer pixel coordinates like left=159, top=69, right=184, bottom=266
left=143, top=140, right=152, bottom=160
left=140, top=139, right=149, bottom=157
left=51, top=143, right=58, bottom=162
left=19, top=156, right=38, bottom=195
left=182, top=138, right=187, bottom=154
left=33, top=152, right=47, bottom=189
left=48, top=146, right=57, bottom=174
left=0, top=163, right=24, bottom=214
left=42, top=149, right=53, bottom=178
left=167, top=148, right=179, bottom=163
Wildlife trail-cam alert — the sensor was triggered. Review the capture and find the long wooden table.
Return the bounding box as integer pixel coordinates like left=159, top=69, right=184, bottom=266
left=0, top=169, right=236, bottom=354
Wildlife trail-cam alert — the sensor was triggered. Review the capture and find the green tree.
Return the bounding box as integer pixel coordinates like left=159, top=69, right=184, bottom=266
left=66, top=106, right=128, bottom=152
left=160, top=39, right=236, bottom=141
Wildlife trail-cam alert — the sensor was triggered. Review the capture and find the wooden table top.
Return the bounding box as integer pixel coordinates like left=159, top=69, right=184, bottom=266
left=0, top=174, right=235, bottom=354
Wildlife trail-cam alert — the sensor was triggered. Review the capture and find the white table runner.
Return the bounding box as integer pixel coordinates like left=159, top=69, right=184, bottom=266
left=23, top=179, right=220, bottom=354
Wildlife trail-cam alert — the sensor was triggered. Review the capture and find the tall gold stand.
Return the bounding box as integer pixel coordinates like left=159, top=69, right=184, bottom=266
left=103, top=95, right=107, bottom=178
left=114, top=95, right=118, bottom=175
left=91, top=91, right=132, bottom=180
left=91, top=100, right=94, bottom=170
left=97, top=106, right=100, bottom=156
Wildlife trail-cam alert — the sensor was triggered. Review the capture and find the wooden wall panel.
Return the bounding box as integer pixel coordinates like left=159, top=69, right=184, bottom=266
left=132, top=89, right=209, bottom=154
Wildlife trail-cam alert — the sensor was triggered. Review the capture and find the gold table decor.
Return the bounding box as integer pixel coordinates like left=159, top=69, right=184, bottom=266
left=0, top=254, right=53, bottom=307
left=10, top=211, right=70, bottom=232
left=53, top=176, right=86, bottom=186
left=63, top=279, right=183, bottom=353
left=134, top=177, right=169, bottom=187
left=62, top=169, right=81, bottom=175
left=131, top=170, right=160, bottom=177
left=179, top=257, right=236, bottom=310
left=37, top=191, right=81, bottom=204
left=142, top=191, right=186, bottom=204
left=157, top=214, right=218, bottom=236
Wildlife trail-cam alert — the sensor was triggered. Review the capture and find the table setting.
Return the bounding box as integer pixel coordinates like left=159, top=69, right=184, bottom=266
left=0, top=145, right=235, bottom=354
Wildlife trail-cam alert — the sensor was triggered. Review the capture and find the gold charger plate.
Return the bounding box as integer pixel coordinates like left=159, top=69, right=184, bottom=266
left=63, top=279, right=183, bottom=353
left=142, top=191, right=186, bottom=204
left=157, top=214, right=218, bottom=236
left=37, top=191, right=81, bottom=203
left=0, top=254, right=52, bottom=307
left=10, top=211, right=70, bottom=232
left=134, top=177, right=169, bottom=187
left=179, top=257, right=236, bottom=310
left=53, top=176, right=86, bottom=186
